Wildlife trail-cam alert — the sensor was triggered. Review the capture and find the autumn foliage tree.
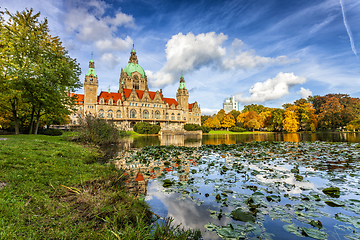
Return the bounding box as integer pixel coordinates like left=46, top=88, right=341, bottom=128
left=221, top=114, right=235, bottom=130
left=282, top=105, right=299, bottom=133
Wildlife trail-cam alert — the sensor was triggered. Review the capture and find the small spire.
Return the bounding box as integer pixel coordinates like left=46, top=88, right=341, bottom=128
left=108, top=87, right=111, bottom=93
left=181, top=70, right=184, bottom=79
left=131, top=43, right=136, bottom=53
left=91, top=51, right=93, bottom=60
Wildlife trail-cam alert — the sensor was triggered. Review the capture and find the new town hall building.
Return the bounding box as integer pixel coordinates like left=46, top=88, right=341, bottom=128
left=69, top=45, right=201, bottom=131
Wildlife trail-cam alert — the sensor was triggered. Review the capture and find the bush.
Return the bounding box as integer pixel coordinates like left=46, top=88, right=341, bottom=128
left=201, top=126, right=211, bottom=133
left=133, top=122, right=161, bottom=134
left=39, top=128, right=63, bottom=136
left=229, top=126, right=246, bottom=132
left=77, top=115, right=119, bottom=145
left=184, top=124, right=210, bottom=133
left=184, top=124, right=202, bottom=131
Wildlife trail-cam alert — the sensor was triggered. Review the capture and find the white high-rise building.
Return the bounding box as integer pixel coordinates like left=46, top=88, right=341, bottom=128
left=223, top=96, right=238, bottom=113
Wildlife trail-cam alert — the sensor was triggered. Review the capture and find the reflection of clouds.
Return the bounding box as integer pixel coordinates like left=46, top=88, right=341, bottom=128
left=246, top=164, right=315, bottom=194
left=147, top=181, right=230, bottom=239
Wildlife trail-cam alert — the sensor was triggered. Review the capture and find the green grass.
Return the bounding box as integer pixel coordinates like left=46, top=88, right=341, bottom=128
left=0, top=134, right=200, bottom=239
left=207, top=130, right=269, bottom=134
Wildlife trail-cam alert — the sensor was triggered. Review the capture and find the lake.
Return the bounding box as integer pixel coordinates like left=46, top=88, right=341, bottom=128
left=118, top=132, right=360, bottom=150
left=115, top=132, right=360, bottom=239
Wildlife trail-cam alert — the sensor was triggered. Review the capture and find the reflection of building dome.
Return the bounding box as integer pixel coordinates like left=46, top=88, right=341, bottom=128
left=123, top=62, right=145, bottom=78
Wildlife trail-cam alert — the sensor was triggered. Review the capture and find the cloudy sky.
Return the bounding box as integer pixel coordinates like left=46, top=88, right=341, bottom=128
left=2, top=0, right=360, bottom=115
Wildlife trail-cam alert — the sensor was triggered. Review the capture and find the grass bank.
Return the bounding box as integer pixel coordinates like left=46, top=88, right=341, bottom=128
left=0, top=134, right=200, bottom=239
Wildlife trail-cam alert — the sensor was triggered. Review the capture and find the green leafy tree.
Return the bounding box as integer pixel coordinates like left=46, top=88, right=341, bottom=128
left=0, top=9, right=81, bottom=134
left=270, top=108, right=284, bottom=131
left=242, top=104, right=266, bottom=114
left=229, top=110, right=241, bottom=122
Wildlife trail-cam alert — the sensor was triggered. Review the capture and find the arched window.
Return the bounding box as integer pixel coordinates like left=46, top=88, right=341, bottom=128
left=130, top=109, right=136, bottom=118
left=98, top=109, right=104, bottom=118
left=73, top=113, right=77, bottom=118
left=116, top=110, right=121, bottom=118
left=117, top=99, right=121, bottom=105
left=79, top=107, right=82, bottom=111
left=155, top=111, right=160, bottom=119
left=73, top=120, right=76, bottom=124
left=166, top=113, right=169, bottom=120
left=143, top=110, right=149, bottom=119
left=109, top=98, right=113, bottom=105
left=177, top=113, right=180, bottom=120
left=79, top=114, right=82, bottom=118
left=171, top=113, right=175, bottom=120
left=108, top=110, right=113, bottom=118
left=99, top=98, right=104, bottom=104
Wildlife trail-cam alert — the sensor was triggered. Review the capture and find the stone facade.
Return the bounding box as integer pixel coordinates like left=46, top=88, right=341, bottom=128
left=69, top=46, right=201, bottom=131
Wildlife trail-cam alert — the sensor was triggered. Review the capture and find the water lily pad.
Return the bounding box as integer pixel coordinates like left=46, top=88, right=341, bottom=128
left=231, top=208, right=255, bottom=222
left=322, top=187, right=340, bottom=198
left=266, top=195, right=281, bottom=202
left=325, top=200, right=345, bottom=207
left=301, top=227, right=328, bottom=240
left=283, top=223, right=303, bottom=237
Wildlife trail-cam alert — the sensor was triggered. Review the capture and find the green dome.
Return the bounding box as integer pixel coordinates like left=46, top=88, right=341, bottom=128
left=124, top=62, right=145, bottom=78
left=86, top=68, right=97, bottom=77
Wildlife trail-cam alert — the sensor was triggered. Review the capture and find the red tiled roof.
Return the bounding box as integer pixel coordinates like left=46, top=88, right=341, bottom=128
left=69, top=93, right=84, bottom=105
left=98, top=91, right=122, bottom=104
left=189, top=103, right=195, bottom=111
left=164, top=98, right=178, bottom=107
left=123, top=88, right=163, bottom=101
left=135, top=172, right=144, bottom=181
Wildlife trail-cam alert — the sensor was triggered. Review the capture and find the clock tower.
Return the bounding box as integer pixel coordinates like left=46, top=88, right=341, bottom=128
left=84, top=53, right=98, bottom=115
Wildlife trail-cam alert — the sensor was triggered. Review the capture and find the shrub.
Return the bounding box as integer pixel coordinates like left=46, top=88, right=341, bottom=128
left=133, top=122, right=161, bottom=134
left=229, top=126, right=247, bottom=132
left=184, top=124, right=210, bottom=133
left=39, top=128, right=63, bottom=136
left=77, top=115, right=119, bottom=145
left=201, top=126, right=211, bottom=133
left=184, top=124, right=202, bottom=131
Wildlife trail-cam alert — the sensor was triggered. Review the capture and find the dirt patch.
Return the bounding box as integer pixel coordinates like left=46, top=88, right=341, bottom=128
left=0, top=138, right=8, bottom=140
left=0, top=182, right=8, bottom=190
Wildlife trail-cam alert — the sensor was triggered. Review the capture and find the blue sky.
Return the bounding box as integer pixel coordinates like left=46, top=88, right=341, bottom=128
left=2, top=0, right=360, bottom=115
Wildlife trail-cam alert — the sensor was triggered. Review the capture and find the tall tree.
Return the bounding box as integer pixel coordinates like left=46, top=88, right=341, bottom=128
left=282, top=105, right=299, bottom=133
left=0, top=9, right=81, bottom=134
left=216, top=109, right=226, bottom=122
left=242, top=104, right=266, bottom=114
left=221, top=114, right=235, bottom=130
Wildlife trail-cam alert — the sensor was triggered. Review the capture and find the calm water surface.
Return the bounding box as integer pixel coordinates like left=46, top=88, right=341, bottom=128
left=116, top=132, right=360, bottom=239
left=118, top=132, right=360, bottom=150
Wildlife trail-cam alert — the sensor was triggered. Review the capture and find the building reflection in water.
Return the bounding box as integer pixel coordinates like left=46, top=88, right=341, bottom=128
left=116, top=148, right=196, bottom=197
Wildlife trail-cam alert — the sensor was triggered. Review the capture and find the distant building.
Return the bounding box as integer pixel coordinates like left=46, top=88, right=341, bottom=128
left=223, top=96, right=238, bottom=113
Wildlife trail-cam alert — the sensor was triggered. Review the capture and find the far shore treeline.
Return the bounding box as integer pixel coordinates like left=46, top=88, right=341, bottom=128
left=202, top=94, right=360, bottom=133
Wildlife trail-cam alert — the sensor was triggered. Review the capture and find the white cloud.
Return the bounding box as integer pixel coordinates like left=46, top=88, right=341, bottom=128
left=201, top=108, right=219, bottom=116
left=95, top=36, right=133, bottom=52
left=235, top=72, right=306, bottom=104
left=100, top=53, right=121, bottom=69
left=64, top=1, right=134, bottom=51
left=298, top=87, right=312, bottom=99
left=149, top=32, right=297, bottom=87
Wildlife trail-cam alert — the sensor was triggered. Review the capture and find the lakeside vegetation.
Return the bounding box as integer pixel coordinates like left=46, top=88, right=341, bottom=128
left=0, top=134, right=201, bottom=239
left=202, top=94, right=360, bottom=133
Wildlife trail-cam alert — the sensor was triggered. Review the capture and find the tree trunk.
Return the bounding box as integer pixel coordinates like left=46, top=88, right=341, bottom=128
left=34, top=105, right=42, bottom=135
left=10, top=99, right=19, bottom=135
left=29, top=105, right=35, bottom=134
